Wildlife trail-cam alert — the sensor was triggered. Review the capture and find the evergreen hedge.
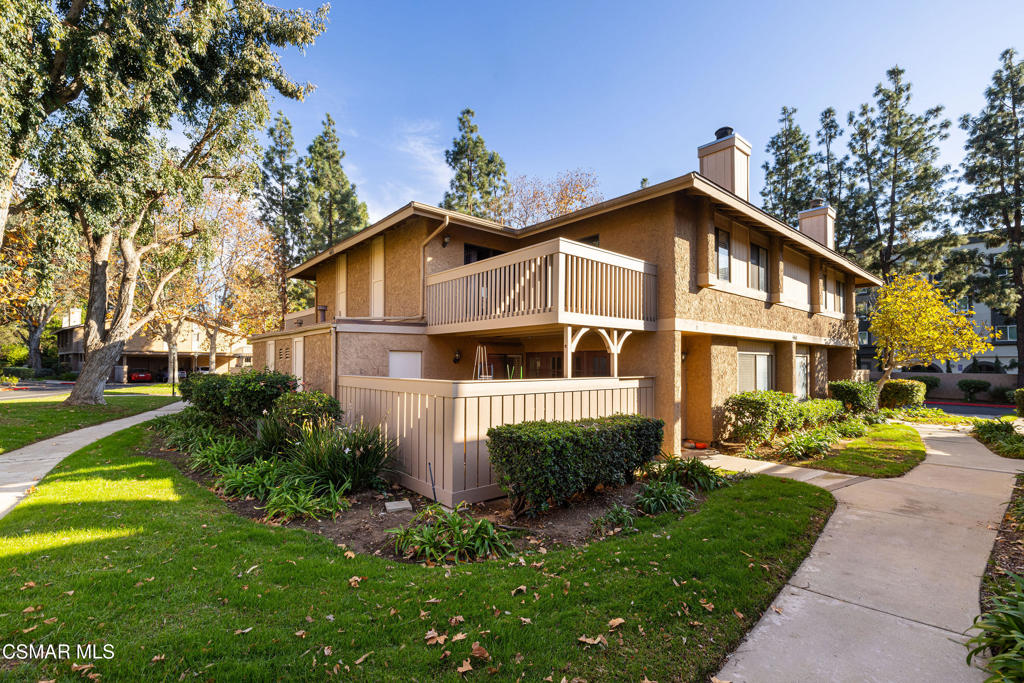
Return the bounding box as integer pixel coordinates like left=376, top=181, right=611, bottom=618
left=828, top=380, right=879, bottom=413
left=879, top=379, right=926, bottom=408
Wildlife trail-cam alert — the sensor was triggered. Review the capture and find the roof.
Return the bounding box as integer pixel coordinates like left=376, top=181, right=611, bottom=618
left=286, top=173, right=883, bottom=287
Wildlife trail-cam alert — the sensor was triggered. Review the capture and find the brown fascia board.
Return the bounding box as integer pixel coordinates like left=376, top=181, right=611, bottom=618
left=285, top=202, right=516, bottom=280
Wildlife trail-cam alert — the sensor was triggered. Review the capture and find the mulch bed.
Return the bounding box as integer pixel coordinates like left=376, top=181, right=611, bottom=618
left=981, top=474, right=1024, bottom=609
left=145, top=433, right=662, bottom=563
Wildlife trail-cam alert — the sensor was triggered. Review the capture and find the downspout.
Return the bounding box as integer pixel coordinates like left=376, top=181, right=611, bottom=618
left=419, top=216, right=450, bottom=318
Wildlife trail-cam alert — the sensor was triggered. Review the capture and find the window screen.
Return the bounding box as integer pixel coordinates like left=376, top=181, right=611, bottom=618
left=737, top=352, right=773, bottom=392
left=750, top=244, right=768, bottom=292
left=715, top=229, right=731, bottom=282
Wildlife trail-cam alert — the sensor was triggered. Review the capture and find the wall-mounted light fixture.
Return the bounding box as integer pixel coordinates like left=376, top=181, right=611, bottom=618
left=442, top=234, right=451, bottom=248
left=453, top=349, right=462, bottom=364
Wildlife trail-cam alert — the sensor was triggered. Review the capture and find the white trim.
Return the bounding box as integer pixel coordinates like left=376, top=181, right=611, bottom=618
left=660, top=317, right=855, bottom=347
left=338, top=374, right=653, bottom=398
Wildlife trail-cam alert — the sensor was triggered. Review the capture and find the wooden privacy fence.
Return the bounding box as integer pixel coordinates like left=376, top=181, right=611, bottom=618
left=423, top=237, right=657, bottom=335
left=338, top=375, right=656, bottom=506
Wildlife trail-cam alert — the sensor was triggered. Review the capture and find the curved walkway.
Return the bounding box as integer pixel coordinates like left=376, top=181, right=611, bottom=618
left=0, top=401, right=184, bottom=520
left=705, top=423, right=1022, bottom=682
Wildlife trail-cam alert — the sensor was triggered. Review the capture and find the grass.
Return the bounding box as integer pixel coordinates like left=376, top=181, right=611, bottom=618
left=0, top=394, right=178, bottom=454
left=104, top=383, right=181, bottom=396
left=0, top=424, right=835, bottom=682
left=801, top=423, right=927, bottom=477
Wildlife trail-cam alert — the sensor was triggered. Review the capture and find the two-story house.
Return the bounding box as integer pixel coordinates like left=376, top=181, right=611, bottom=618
left=57, top=309, right=253, bottom=382
left=250, top=128, right=881, bottom=505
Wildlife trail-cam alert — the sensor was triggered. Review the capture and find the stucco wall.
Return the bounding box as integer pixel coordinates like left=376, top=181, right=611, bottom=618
left=315, top=262, right=337, bottom=319
left=424, top=225, right=519, bottom=276
left=385, top=218, right=428, bottom=317
left=303, top=332, right=332, bottom=394
left=252, top=340, right=266, bottom=370
left=337, top=331, right=474, bottom=380
left=346, top=242, right=371, bottom=317
left=870, top=370, right=1018, bottom=402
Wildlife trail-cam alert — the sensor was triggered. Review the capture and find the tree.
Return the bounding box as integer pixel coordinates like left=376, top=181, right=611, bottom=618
left=959, top=48, right=1024, bottom=386
left=30, top=3, right=328, bottom=406
left=490, top=169, right=604, bottom=228
left=846, top=67, right=952, bottom=281
left=258, top=111, right=307, bottom=324
left=869, top=274, right=993, bottom=387
left=440, top=109, right=508, bottom=218
left=814, top=108, right=867, bottom=257
left=301, top=114, right=368, bottom=258
left=761, top=106, right=817, bottom=225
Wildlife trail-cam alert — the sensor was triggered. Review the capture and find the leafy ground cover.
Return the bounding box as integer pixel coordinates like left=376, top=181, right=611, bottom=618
left=0, top=394, right=178, bottom=454
left=0, top=425, right=834, bottom=681
left=794, top=423, right=926, bottom=477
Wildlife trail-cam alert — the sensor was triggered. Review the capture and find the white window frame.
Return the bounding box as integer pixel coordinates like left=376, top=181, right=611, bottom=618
left=737, top=351, right=774, bottom=392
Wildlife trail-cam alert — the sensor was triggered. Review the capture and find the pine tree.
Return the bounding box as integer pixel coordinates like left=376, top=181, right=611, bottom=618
left=440, top=109, right=508, bottom=218
left=258, top=111, right=305, bottom=324
left=302, top=114, right=368, bottom=257
left=960, top=48, right=1024, bottom=386
left=846, top=67, right=952, bottom=281
left=760, top=106, right=817, bottom=226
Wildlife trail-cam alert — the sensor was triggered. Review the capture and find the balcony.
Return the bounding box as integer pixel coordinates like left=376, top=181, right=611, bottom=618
left=424, top=237, right=657, bottom=335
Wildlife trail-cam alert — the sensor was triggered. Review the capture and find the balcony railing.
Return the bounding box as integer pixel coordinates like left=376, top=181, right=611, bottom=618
left=424, top=237, right=657, bottom=334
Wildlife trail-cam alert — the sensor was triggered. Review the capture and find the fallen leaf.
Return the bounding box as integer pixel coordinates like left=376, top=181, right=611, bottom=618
left=22, top=606, right=36, bottom=613
left=772, top=605, right=783, bottom=615
left=520, top=617, right=532, bottom=625
left=452, top=632, right=468, bottom=642
left=348, top=576, right=363, bottom=588
left=344, top=551, right=356, bottom=559
left=20, top=581, right=35, bottom=590
left=426, top=597, right=442, bottom=604
left=577, top=634, right=608, bottom=647
left=294, top=630, right=307, bottom=638
left=22, top=626, right=36, bottom=633
left=457, top=659, right=473, bottom=674
left=151, top=654, right=165, bottom=662
left=512, top=585, right=526, bottom=596
left=471, top=641, right=491, bottom=660
left=324, top=646, right=332, bottom=656
left=354, top=651, right=372, bottom=665
left=64, top=591, right=74, bottom=596
left=733, top=608, right=744, bottom=620
left=44, top=617, right=58, bottom=624
left=449, top=614, right=465, bottom=626
left=425, top=629, right=448, bottom=645
left=440, top=649, right=451, bottom=660
left=608, top=617, right=625, bottom=630
left=234, top=627, right=253, bottom=635
left=71, top=663, right=94, bottom=672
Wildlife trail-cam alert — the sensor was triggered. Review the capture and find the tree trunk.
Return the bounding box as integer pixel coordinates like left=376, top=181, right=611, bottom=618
left=167, top=336, right=179, bottom=396
left=25, top=303, right=58, bottom=373
left=208, top=326, right=218, bottom=373
left=0, top=158, right=23, bottom=251
left=68, top=341, right=124, bottom=404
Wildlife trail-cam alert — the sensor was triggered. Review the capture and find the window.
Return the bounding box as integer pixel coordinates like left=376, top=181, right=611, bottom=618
left=837, top=280, right=846, bottom=313
left=795, top=354, right=810, bottom=400
left=464, top=244, right=505, bottom=264
left=858, top=331, right=870, bottom=346
left=715, top=228, right=730, bottom=282
left=737, top=352, right=773, bottom=392
left=993, top=309, right=1017, bottom=342
left=749, top=244, right=768, bottom=292
left=388, top=351, right=422, bottom=379
left=578, top=234, right=600, bottom=247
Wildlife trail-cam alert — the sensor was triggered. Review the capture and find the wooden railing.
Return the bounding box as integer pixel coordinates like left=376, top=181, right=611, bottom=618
left=424, top=238, right=657, bottom=334
left=338, top=375, right=656, bottom=506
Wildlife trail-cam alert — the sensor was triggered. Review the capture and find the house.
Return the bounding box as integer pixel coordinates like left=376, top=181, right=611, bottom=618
left=249, top=128, right=881, bottom=505
left=857, top=233, right=1019, bottom=374
left=57, top=309, right=253, bottom=382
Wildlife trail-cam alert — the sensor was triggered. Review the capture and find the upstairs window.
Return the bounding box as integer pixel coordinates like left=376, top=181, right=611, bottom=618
left=837, top=280, right=847, bottom=313
left=464, top=244, right=505, bottom=265
left=715, top=228, right=731, bottom=282
left=578, top=234, right=600, bottom=247
left=749, top=244, right=768, bottom=292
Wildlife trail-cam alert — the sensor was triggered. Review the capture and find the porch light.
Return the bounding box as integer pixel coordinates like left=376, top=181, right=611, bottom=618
left=453, top=349, right=462, bottom=364
left=442, top=235, right=451, bottom=248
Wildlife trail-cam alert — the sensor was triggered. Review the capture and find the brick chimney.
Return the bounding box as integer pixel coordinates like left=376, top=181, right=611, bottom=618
left=697, top=126, right=752, bottom=200
left=797, top=198, right=836, bottom=250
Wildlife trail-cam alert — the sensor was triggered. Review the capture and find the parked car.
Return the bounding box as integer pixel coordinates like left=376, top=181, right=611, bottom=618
left=157, top=370, right=188, bottom=382
left=197, top=366, right=211, bottom=374
left=128, top=369, right=152, bottom=383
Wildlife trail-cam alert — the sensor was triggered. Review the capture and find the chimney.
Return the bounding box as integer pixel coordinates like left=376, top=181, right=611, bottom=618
left=797, top=198, right=836, bottom=250
left=697, top=127, right=752, bottom=200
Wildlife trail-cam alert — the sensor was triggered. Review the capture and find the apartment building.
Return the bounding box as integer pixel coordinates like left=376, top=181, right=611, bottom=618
left=250, top=127, right=881, bottom=504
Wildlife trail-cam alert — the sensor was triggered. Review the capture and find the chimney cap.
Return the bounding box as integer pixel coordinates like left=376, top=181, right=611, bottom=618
left=714, top=126, right=734, bottom=140
left=809, top=197, right=827, bottom=208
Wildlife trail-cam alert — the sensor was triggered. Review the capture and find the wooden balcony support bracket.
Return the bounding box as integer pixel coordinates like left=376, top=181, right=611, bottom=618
left=596, top=328, right=633, bottom=377
left=563, top=325, right=590, bottom=378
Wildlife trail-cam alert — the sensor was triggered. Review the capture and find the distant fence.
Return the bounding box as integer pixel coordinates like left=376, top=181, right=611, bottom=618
left=869, top=370, right=1018, bottom=402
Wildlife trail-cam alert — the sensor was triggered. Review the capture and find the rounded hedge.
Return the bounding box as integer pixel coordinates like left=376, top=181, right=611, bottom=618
left=879, top=379, right=926, bottom=409
left=828, top=380, right=879, bottom=413
left=271, top=390, right=342, bottom=429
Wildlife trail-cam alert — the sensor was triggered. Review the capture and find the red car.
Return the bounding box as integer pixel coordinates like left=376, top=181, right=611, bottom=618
left=128, top=368, right=152, bottom=383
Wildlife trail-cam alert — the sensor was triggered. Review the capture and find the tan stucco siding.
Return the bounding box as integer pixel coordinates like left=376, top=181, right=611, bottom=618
left=316, top=262, right=337, bottom=319
left=303, top=332, right=332, bottom=394
left=346, top=243, right=371, bottom=317
left=337, top=331, right=473, bottom=379
left=385, top=219, right=427, bottom=317
left=252, top=340, right=266, bottom=369
left=424, top=225, right=518, bottom=276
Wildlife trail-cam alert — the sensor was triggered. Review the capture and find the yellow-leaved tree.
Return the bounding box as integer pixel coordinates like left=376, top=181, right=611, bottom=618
left=869, top=274, right=995, bottom=387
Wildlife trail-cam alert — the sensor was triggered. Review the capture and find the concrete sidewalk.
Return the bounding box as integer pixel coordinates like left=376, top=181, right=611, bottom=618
left=0, top=401, right=184, bottom=520
left=706, top=424, right=1022, bottom=682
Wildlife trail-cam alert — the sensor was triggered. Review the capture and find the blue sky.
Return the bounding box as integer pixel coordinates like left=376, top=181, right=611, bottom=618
left=269, top=0, right=1024, bottom=222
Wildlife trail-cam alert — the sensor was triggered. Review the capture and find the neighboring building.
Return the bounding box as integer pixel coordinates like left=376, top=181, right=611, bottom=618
left=57, top=310, right=253, bottom=382
left=856, top=233, right=1019, bottom=374
left=250, top=128, right=881, bottom=504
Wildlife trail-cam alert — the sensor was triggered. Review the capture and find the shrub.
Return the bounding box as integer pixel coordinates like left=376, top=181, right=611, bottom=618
left=261, top=477, right=350, bottom=522
left=653, top=457, right=727, bottom=493
left=722, top=391, right=799, bottom=443
left=992, top=386, right=1017, bottom=405
left=828, top=380, right=879, bottom=413
left=388, top=503, right=515, bottom=563
left=271, top=391, right=342, bottom=431
left=778, top=428, right=838, bottom=460
left=1016, top=388, right=1024, bottom=416
left=486, top=414, right=664, bottom=516
left=163, top=423, right=220, bottom=454
left=0, top=374, right=20, bottom=386
left=0, top=366, right=34, bottom=380
left=188, top=436, right=259, bottom=472
left=284, top=419, right=395, bottom=494
left=224, top=369, right=300, bottom=420
left=216, top=459, right=288, bottom=500
left=592, top=503, right=637, bottom=535
left=861, top=411, right=888, bottom=425
left=913, top=375, right=941, bottom=397
left=0, top=344, right=28, bottom=366
left=974, top=419, right=1017, bottom=443
left=795, top=398, right=844, bottom=428
left=967, top=573, right=1024, bottom=679
left=635, top=480, right=696, bottom=515
left=958, top=379, right=991, bottom=402
left=878, top=379, right=926, bottom=409
left=833, top=417, right=868, bottom=438
left=57, top=371, right=79, bottom=381
left=179, top=373, right=233, bottom=416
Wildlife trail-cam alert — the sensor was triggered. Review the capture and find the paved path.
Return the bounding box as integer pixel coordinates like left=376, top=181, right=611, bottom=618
left=706, top=424, right=1022, bottom=682
left=0, top=401, right=184, bottom=520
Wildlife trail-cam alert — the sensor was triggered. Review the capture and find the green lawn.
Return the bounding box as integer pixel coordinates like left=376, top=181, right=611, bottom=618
left=803, top=423, right=926, bottom=477
left=0, top=394, right=178, bottom=454
left=104, top=383, right=181, bottom=396
left=0, top=425, right=834, bottom=682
